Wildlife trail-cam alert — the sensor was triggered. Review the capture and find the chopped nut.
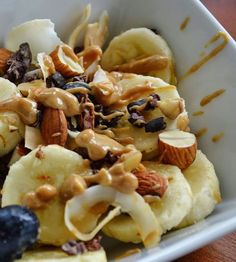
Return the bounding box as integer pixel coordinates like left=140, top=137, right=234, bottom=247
left=176, top=114, right=189, bottom=131
left=158, top=98, right=184, bottom=120
left=36, top=184, right=57, bottom=202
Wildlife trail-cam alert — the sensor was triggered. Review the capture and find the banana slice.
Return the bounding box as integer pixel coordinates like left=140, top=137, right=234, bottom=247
left=2, top=145, right=90, bottom=246
left=101, top=28, right=176, bottom=84
left=0, top=78, right=24, bottom=157
left=18, top=248, right=107, bottom=262
left=110, top=74, right=187, bottom=159
left=102, top=162, right=192, bottom=243
left=177, top=150, right=221, bottom=228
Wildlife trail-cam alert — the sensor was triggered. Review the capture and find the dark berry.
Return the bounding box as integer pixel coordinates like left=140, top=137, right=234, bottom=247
left=0, top=205, right=39, bottom=262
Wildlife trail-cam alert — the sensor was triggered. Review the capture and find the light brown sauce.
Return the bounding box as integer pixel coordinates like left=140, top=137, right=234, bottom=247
left=115, top=248, right=141, bottom=260
left=200, top=89, right=225, bottom=106
left=75, top=129, right=125, bottom=160
left=212, top=132, right=224, bottom=143
left=180, top=32, right=229, bottom=81
left=31, top=87, right=80, bottom=116
left=111, top=84, right=155, bottom=108
left=192, top=110, right=204, bottom=116
left=82, top=143, right=141, bottom=194
left=0, top=97, right=38, bottom=125
left=43, top=55, right=56, bottom=75
left=111, top=55, right=169, bottom=74
left=95, top=111, right=124, bottom=121
left=180, top=16, right=190, bottom=31
left=195, top=128, right=208, bottom=138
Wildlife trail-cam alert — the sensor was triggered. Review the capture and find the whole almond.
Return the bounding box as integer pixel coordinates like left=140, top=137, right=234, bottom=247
left=41, top=107, right=68, bottom=146
left=0, top=48, right=13, bottom=75
left=134, top=171, right=168, bottom=197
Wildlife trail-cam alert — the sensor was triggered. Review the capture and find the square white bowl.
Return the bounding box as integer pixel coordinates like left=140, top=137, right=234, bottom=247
left=1, top=0, right=236, bottom=261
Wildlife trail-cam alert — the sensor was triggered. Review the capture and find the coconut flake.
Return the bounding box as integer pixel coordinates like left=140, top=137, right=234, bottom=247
left=25, top=126, right=44, bottom=150
left=65, top=185, right=161, bottom=247
left=6, top=19, right=62, bottom=59
left=68, top=4, right=91, bottom=49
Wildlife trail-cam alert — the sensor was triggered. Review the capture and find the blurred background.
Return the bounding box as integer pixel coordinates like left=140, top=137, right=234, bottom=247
left=202, top=0, right=236, bottom=39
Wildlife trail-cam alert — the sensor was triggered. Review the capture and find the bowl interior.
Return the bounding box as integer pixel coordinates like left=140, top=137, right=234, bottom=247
left=1, top=0, right=236, bottom=261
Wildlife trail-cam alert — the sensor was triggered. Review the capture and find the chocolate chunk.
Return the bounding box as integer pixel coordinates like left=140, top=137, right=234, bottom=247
left=145, top=117, right=166, bottom=132
left=90, top=151, right=118, bottom=172
left=6, top=43, right=32, bottom=84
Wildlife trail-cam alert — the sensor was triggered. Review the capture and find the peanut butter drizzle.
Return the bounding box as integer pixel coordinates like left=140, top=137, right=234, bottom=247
left=195, top=128, right=208, bottom=138
left=0, top=97, right=38, bottom=125
left=192, top=110, right=204, bottom=116
left=111, top=84, right=155, bottom=108
left=75, top=129, right=125, bottom=160
left=212, top=132, right=224, bottom=143
left=95, top=110, right=124, bottom=121
left=180, top=16, right=190, bottom=31
left=31, top=87, right=80, bottom=116
left=200, top=89, right=225, bottom=106
left=180, top=32, right=229, bottom=81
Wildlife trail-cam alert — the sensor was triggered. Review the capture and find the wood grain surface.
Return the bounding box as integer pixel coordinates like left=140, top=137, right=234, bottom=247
left=175, top=0, right=236, bottom=261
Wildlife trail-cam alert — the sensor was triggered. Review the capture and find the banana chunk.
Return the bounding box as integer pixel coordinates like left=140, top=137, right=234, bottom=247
left=0, top=78, right=24, bottom=157
left=102, top=163, right=192, bottom=243
left=177, top=150, right=221, bottom=228
left=111, top=74, right=188, bottom=158
left=18, top=248, right=107, bottom=262
left=2, top=145, right=90, bottom=246
left=101, top=28, right=176, bottom=84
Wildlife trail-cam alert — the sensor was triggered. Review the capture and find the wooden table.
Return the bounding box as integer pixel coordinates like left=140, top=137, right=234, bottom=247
left=175, top=1, right=236, bottom=261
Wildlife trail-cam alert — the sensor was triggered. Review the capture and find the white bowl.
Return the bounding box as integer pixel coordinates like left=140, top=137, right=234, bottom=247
left=1, top=0, right=236, bottom=261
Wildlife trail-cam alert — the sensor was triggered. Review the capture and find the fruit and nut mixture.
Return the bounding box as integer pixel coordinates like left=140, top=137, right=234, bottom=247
left=0, top=4, right=221, bottom=262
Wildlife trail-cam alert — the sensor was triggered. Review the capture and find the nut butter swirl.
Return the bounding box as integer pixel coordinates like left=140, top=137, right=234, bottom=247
left=31, top=87, right=80, bottom=116
left=75, top=129, right=141, bottom=193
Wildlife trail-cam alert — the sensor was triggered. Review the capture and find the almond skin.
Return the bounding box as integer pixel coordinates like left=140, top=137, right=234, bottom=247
left=41, top=107, right=68, bottom=146
left=158, top=130, right=197, bottom=169
left=0, top=48, right=13, bottom=75
left=134, top=170, right=168, bottom=197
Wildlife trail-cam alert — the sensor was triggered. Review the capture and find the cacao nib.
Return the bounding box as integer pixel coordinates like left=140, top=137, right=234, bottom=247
left=72, top=74, right=87, bottom=83
left=6, top=43, right=32, bottom=84
left=128, top=112, right=146, bottom=128
left=91, top=151, right=118, bottom=172
left=145, top=117, right=166, bottom=132
left=62, top=236, right=102, bottom=256
left=62, top=81, right=91, bottom=91
left=127, top=99, right=146, bottom=114
left=145, top=93, right=160, bottom=110
left=62, top=240, right=87, bottom=255
left=22, top=69, right=43, bottom=82
left=46, top=72, right=66, bottom=88
left=74, top=46, right=84, bottom=54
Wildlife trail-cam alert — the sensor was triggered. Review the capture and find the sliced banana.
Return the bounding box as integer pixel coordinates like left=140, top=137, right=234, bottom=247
left=177, top=150, right=221, bottom=228
left=0, top=78, right=24, bottom=157
left=111, top=74, right=187, bottom=159
left=18, top=248, right=107, bottom=262
left=101, top=28, right=176, bottom=84
left=102, top=162, right=192, bottom=243
left=2, top=145, right=91, bottom=246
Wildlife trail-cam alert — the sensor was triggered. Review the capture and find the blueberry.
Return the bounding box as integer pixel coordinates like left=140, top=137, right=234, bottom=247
left=46, top=72, right=66, bottom=88
left=145, top=117, right=166, bottom=132
left=0, top=205, right=39, bottom=262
